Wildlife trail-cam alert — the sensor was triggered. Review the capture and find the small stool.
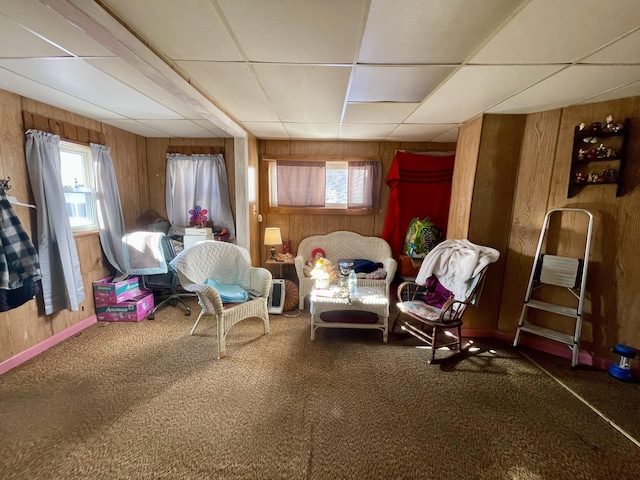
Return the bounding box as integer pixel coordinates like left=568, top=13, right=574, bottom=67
left=608, top=344, right=637, bottom=381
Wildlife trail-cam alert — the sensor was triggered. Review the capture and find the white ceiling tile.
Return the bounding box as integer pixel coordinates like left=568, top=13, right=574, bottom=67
left=89, top=58, right=206, bottom=119
left=407, top=65, right=562, bottom=123
left=343, top=103, right=417, bottom=123
left=242, top=122, right=290, bottom=139
left=176, top=61, right=279, bottom=122
left=0, top=58, right=182, bottom=119
left=471, top=0, right=640, bottom=64
left=582, top=29, right=640, bottom=64
left=577, top=80, right=640, bottom=105
left=388, top=124, right=455, bottom=142
left=97, top=119, right=170, bottom=137
left=0, top=0, right=114, bottom=57
left=101, top=0, right=242, bottom=61
left=339, top=123, right=396, bottom=140
left=0, top=16, right=70, bottom=57
left=349, top=66, right=455, bottom=102
left=217, top=0, right=366, bottom=63
left=192, top=120, right=227, bottom=137
left=137, top=119, right=217, bottom=137
left=431, top=127, right=459, bottom=143
left=359, top=0, right=526, bottom=63
left=254, top=65, right=351, bottom=122
left=0, top=66, right=125, bottom=119
left=284, top=123, right=340, bottom=139
left=488, top=65, right=640, bottom=114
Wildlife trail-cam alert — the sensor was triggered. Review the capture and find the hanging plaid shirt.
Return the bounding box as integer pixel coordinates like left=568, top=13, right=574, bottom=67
left=0, top=191, right=41, bottom=311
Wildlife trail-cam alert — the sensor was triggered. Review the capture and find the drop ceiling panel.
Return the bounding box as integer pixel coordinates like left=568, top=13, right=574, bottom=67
left=388, top=124, right=456, bottom=142
left=192, top=120, right=227, bottom=137
left=489, top=65, right=640, bottom=114
left=339, top=123, right=396, bottom=140
left=343, top=103, right=417, bottom=123
left=176, top=61, right=279, bottom=122
left=98, top=119, right=171, bottom=137
left=0, top=0, right=114, bottom=57
left=137, top=119, right=218, bottom=138
left=471, top=0, right=640, bottom=64
left=254, top=65, right=351, bottom=122
left=349, top=66, right=455, bottom=103
left=407, top=65, right=562, bottom=124
left=100, top=0, right=242, bottom=61
left=432, top=127, right=459, bottom=143
left=583, top=29, right=640, bottom=64
left=0, top=16, right=70, bottom=57
left=217, top=0, right=366, bottom=63
left=242, top=122, right=290, bottom=139
left=577, top=80, right=640, bottom=105
left=284, top=123, right=340, bottom=139
left=0, top=67, right=125, bottom=119
left=0, top=58, right=182, bottom=119
left=359, top=0, right=526, bottom=64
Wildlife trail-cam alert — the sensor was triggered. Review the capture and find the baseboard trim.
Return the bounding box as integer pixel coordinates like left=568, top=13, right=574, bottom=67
left=0, top=315, right=97, bottom=375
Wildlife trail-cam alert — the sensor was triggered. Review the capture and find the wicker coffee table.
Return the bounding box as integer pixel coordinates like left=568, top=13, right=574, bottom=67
left=309, top=286, right=390, bottom=342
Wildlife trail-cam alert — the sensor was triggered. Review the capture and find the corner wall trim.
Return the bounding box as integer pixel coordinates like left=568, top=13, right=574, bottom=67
left=0, top=315, right=97, bottom=375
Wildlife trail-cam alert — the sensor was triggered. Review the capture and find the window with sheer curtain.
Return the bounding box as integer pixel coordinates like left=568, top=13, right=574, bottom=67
left=266, top=158, right=381, bottom=212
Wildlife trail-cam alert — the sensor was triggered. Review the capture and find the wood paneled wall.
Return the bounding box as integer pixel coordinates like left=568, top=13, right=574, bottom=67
left=258, top=140, right=457, bottom=264
left=498, top=98, right=640, bottom=360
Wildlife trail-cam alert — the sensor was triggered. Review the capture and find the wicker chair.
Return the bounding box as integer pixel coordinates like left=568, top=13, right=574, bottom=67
left=295, top=231, right=397, bottom=310
left=169, top=241, right=272, bottom=359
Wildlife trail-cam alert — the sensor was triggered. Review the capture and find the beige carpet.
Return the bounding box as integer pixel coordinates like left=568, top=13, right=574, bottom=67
left=1, top=297, right=639, bottom=480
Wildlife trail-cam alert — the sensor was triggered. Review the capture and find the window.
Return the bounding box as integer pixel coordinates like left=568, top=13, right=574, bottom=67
left=266, top=158, right=381, bottom=212
left=60, top=141, right=97, bottom=231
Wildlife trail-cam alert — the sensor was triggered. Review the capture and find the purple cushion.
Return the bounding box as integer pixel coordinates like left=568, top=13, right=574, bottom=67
left=422, top=276, right=452, bottom=309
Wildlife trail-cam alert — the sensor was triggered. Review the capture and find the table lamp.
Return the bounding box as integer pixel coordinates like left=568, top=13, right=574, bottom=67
left=264, top=227, right=282, bottom=260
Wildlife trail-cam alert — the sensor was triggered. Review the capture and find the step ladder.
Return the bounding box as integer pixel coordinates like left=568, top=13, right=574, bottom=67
left=513, top=208, right=593, bottom=367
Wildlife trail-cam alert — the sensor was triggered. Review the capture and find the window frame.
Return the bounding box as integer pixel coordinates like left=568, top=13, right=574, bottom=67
left=263, top=156, right=381, bottom=215
left=59, top=140, right=98, bottom=232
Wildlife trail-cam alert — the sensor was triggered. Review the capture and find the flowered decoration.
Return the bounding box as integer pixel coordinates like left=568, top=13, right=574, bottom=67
left=310, top=257, right=337, bottom=281
left=189, top=205, right=208, bottom=227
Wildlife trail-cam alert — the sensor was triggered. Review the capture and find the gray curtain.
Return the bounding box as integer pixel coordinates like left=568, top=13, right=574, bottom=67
left=25, top=129, right=84, bottom=314
left=92, top=143, right=127, bottom=274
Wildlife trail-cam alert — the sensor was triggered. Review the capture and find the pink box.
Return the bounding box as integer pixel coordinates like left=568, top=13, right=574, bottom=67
left=93, top=276, right=142, bottom=305
left=96, top=292, right=154, bottom=322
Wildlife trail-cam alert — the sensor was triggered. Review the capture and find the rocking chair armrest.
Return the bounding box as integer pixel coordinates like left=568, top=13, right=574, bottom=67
left=396, top=281, right=427, bottom=302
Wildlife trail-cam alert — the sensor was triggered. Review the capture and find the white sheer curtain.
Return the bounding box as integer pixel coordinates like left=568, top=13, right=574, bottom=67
left=276, top=160, right=326, bottom=207
left=348, top=161, right=381, bottom=208
left=25, top=129, right=84, bottom=314
left=165, top=153, right=235, bottom=239
left=92, top=143, right=127, bottom=274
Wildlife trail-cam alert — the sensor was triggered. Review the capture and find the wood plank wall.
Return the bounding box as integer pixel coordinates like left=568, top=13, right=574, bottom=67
left=258, top=140, right=457, bottom=265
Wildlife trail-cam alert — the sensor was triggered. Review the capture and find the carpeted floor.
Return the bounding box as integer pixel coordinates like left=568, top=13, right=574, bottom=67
left=1, top=297, right=639, bottom=480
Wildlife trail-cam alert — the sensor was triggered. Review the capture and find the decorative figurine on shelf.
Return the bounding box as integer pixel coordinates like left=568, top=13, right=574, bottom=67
left=603, top=115, right=624, bottom=133
left=575, top=172, right=585, bottom=184
left=578, top=148, right=586, bottom=159
left=589, top=122, right=601, bottom=134
left=596, top=143, right=608, bottom=158
left=582, top=136, right=598, bottom=144
left=188, top=205, right=208, bottom=227
left=579, top=122, right=586, bottom=131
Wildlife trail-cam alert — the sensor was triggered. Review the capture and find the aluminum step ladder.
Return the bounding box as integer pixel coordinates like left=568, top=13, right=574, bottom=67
left=513, top=208, right=593, bottom=367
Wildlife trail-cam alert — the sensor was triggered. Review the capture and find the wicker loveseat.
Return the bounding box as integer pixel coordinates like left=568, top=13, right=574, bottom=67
left=294, top=231, right=397, bottom=310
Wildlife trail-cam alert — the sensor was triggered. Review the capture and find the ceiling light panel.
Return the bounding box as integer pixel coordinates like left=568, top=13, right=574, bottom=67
left=217, top=0, right=366, bottom=63
left=254, top=64, right=351, bottom=122
left=0, top=57, right=182, bottom=119
left=176, top=61, right=279, bottom=123
left=343, top=103, right=417, bottom=123
left=359, top=0, right=526, bottom=64
left=100, top=0, right=242, bottom=61
left=349, top=65, right=455, bottom=103
left=407, top=65, right=562, bottom=124
left=470, top=0, right=640, bottom=64
left=488, top=65, right=640, bottom=114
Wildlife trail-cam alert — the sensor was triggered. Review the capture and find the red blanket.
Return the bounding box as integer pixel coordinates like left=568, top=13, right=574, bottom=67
left=382, top=151, right=455, bottom=260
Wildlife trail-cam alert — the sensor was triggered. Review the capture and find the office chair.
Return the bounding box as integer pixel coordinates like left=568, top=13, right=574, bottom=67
left=122, top=231, right=192, bottom=319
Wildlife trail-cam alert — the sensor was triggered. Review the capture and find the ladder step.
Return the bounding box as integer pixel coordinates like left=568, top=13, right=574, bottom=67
left=518, top=322, right=577, bottom=346
left=524, top=299, right=578, bottom=318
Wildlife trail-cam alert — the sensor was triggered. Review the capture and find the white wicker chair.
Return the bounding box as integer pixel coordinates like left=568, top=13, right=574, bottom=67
left=169, top=241, right=272, bottom=358
left=295, top=231, right=397, bottom=309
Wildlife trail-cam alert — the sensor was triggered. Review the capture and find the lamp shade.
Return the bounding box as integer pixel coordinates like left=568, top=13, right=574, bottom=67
left=264, top=227, right=282, bottom=246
